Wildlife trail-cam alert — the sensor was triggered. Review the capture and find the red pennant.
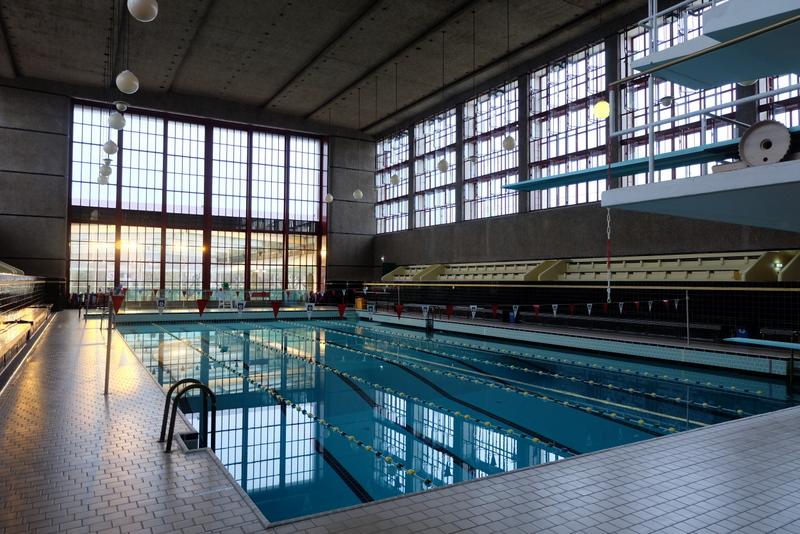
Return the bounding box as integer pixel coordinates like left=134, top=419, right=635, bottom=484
left=491, top=304, right=498, bottom=319
left=634, top=301, right=640, bottom=312
left=602, top=303, right=609, bottom=314
left=395, top=303, right=404, bottom=319
left=152, top=289, right=158, bottom=296
left=111, top=295, right=125, bottom=314
left=568, top=304, right=575, bottom=315
left=196, top=298, right=208, bottom=315
left=271, top=301, right=281, bottom=318
left=533, top=304, right=540, bottom=317
left=446, top=304, right=454, bottom=318
left=121, top=287, right=128, bottom=295
left=337, top=303, right=346, bottom=318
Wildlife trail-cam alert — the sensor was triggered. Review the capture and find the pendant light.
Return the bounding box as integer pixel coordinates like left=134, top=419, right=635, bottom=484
left=103, top=140, right=118, bottom=155
left=324, top=193, right=334, bottom=203
left=108, top=111, right=126, bottom=130
left=466, top=11, right=479, bottom=165
left=389, top=63, right=400, bottom=185
left=437, top=30, right=449, bottom=174
left=115, top=9, right=139, bottom=95
left=127, top=0, right=159, bottom=23
left=353, top=189, right=364, bottom=200
left=501, top=0, right=516, bottom=151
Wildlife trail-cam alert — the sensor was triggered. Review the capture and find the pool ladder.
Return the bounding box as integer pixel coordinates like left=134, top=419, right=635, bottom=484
left=159, top=378, right=217, bottom=453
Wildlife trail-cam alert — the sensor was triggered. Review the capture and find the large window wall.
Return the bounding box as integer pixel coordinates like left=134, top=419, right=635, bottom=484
left=375, top=132, right=410, bottom=233
left=463, top=81, right=519, bottom=219
left=413, top=109, right=457, bottom=228
left=374, top=0, right=795, bottom=228
left=68, top=104, right=326, bottom=297
left=530, top=42, right=607, bottom=209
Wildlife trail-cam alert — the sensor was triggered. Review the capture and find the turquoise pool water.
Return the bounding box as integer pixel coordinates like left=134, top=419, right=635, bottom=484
left=119, top=319, right=793, bottom=522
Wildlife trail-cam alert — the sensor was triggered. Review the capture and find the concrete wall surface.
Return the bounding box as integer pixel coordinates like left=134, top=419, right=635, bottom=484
left=372, top=203, right=800, bottom=276
left=0, top=86, right=69, bottom=279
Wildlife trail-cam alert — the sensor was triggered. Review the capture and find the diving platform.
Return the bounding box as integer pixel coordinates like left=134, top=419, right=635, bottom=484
left=600, top=158, right=800, bottom=233
left=631, top=0, right=800, bottom=90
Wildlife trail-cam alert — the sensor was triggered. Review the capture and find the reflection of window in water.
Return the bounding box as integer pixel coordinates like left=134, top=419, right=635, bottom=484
left=285, top=404, right=316, bottom=486
left=246, top=405, right=282, bottom=491
left=374, top=423, right=407, bottom=493
left=465, top=423, right=517, bottom=473
left=375, top=391, right=406, bottom=425
left=416, top=444, right=454, bottom=485
left=418, top=406, right=453, bottom=447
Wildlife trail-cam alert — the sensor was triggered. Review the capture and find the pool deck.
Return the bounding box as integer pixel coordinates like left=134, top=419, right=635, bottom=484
left=2, top=310, right=800, bottom=533
left=0, top=311, right=268, bottom=533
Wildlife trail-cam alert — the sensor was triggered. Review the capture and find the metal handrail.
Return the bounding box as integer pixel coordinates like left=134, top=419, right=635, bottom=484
left=164, top=383, right=216, bottom=453
left=158, top=378, right=202, bottom=443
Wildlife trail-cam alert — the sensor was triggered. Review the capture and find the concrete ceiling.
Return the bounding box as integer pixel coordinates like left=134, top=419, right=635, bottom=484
left=0, top=0, right=646, bottom=135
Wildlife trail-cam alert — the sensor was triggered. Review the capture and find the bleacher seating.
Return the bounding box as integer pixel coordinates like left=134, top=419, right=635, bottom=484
left=379, top=250, right=800, bottom=284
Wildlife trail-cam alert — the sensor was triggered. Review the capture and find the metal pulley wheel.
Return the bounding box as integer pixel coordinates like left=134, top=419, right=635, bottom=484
left=739, top=120, right=791, bottom=166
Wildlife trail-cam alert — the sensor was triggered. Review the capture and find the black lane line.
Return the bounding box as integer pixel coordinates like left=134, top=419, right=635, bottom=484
left=334, top=369, right=479, bottom=473
left=314, top=439, right=373, bottom=504
left=328, top=333, right=663, bottom=438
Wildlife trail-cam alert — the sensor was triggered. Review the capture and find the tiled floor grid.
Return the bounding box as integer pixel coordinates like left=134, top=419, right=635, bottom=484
left=2, top=311, right=800, bottom=533
left=0, top=312, right=267, bottom=533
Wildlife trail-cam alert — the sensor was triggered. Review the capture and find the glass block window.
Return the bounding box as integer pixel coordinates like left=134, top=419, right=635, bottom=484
left=252, top=132, right=285, bottom=228
left=250, top=232, right=284, bottom=293
left=68, top=223, right=116, bottom=294
left=71, top=105, right=117, bottom=208
left=463, top=80, right=519, bottom=219
left=212, top=127, right=248, bottom=218
left=119, top=225, right=161, bottom=301
left=164, top=228, right=203, bottom=300
left=530, top=41, right=607, bottom=209
left=375, top=132, right=410, bottom=233
left=210, top=230, right=246, bottom=291
left=166, top=121, right=205, bottom=215
left=413, top=108, right=457, bottom=227
left=122, top=114, right=164, bottom=212
left=619, top=8, right=736, bottom=185
left=288, top=136, right=321, bottom=230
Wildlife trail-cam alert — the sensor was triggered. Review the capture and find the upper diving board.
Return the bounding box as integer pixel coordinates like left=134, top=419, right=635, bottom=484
left=631, top=0, right=800, bottom=90
left=505, top=125, right=800, bottom=194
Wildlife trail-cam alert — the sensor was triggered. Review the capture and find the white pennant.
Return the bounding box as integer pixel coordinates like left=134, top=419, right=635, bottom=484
left=648, top=300, right=653, bottom=312
left=470, top=305, right=478, bottom=319
left=422, top=304, right=430, bottom=318
left=675, top=299, right=679, bottom=310
left=618, top=302, right=624, bottom=314
left=552, top=304, right=558, bottom=317
left=306, top=302, right=315, bottom=320
left=587, top=303, right=593, bottom=316
left=512, top=305, right=519, bottom=320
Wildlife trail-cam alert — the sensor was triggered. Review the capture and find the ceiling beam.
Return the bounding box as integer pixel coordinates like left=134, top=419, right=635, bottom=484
left=165, top=0, right=215, bottom=92
left=260, top=0, right=383, bottom=109
left=0, top=5, right=18, bottom=78
left=363, top=0, right=647, bottom=136
left=304, top=0, right=479, bottom=120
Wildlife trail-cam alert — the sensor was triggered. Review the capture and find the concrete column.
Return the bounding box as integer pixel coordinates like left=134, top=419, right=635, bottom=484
left=408, top=128, right=416, bottom=231
left=517, top=74, right=530, bottom=213
left=735, top=83, right=758, bottom=136
left=604, top=34, right=622, bottom=190
left=326, top=135, right=376, bottom=282
left=455, top=106, right=465, bottom=222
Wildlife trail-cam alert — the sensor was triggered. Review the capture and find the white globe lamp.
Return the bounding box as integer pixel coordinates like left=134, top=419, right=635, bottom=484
left=324, top=193, right=334, bottom=203
left=103, top=140, right=118, bottom=155
left=390, top=174, right=400, bottom=185
left=108, top=111, right=126, bottom=130
left=502, top=135, right=516, bottom=150
left=116, top=70, right=140, bottom=94
left=437, top=158, right=449, bottom=173
left=127, top=0, right=159, bottom=22
left=353, top=189, right=364, bottom=200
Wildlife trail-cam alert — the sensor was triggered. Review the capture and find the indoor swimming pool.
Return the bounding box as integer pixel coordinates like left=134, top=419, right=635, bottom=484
left=119, top=319, right=794, bottom=522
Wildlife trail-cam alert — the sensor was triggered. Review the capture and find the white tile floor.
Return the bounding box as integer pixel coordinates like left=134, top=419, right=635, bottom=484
left=3, top=311, right=799, bottom=533
left=0, top=312, right=268, bottom=533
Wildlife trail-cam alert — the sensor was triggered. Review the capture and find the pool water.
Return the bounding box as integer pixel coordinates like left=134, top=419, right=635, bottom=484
left=119, top=319, right=793, bottom=522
